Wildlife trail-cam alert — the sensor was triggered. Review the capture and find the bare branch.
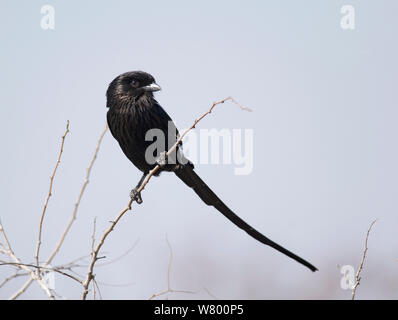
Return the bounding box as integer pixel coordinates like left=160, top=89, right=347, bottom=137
left=35, top=120, right=70, bottom=276
left=0, top=271, right=26, bottom=289
left=203, top=287, right=218, bottom=300
left=91, top=217, right=97, bottom=299
left=351, top=219, right=377, bottom=300
left=96, top=238, right=140, bottom=267
left=147, top=235, right=195, bottom=300
left=166, top=235, right=172, bottom=292
left=46, top=124, right=108, bottom=264
left=1, top=218, right=53, bottom=298
left=134, top=97, right=251, bottom=200
left=81, top=203, right=130, bottom=299
left=0, top=222, right=54, bottom=299
left=0, top=262, right=82, bottom=284
left=8, top=278, right=33, bottom=300
left=53, top=254, right=91, bottom=270
left=0, top=219, right=13, bottom=254
left=91, top=218, right=97, bottom=252
left=9, top=123, right=108, bottom=300
left=81, top=96, right=249, bottom=299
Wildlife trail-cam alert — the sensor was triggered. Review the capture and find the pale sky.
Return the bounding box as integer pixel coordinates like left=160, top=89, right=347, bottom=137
left=0, top=0, right=397, bottom=299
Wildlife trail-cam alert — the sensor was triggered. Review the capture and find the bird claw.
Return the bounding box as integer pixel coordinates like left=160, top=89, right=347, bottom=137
left=156, top=151, right=167, bottom=168
left=130, top=188, right=143, bottom=204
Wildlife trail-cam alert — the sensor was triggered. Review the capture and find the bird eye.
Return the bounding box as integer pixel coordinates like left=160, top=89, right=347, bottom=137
left=131, top=79, right=140, bottom=88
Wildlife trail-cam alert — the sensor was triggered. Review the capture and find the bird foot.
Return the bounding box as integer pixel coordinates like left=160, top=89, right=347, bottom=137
left=156, top=151, right=167, bottom=168
left=130, top=188, right=143, bottom=204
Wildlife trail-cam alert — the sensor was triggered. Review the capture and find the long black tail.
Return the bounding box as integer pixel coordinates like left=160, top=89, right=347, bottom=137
left=174, top=164, right=317, bottom=272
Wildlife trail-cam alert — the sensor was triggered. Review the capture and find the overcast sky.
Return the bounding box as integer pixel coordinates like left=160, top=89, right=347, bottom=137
left=0, top=0, right=397, bottom=299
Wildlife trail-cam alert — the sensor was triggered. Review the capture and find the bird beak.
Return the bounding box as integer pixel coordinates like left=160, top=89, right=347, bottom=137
left=142, top=83, right=161, bottom=92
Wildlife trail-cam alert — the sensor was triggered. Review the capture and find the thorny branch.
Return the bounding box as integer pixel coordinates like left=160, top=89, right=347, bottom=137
left=35, top=120, right=70, bottom=276
left=6, top=123, right=108, bottom=300
left=1, top=97, right=250, bottom=299
left=46, top=123, right=108, bottom=264
left=81, top=96, right=251, bottom=299
left=0, top=119, right=72, bottom=300
left=0, top=270, right=25, bottom=289
left=1, top=220, right=54, bottom=299
left=351, top=219, right=377, bottom=300
left=147, top=235, right=195, bottom=300
left=0, top=95, right=383, bottom=301
left=91, top=217, right=97, bottom=299
left=0, top=262, right=82, bottom=284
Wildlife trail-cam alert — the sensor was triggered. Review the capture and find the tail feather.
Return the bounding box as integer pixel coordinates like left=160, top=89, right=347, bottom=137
left=174, top=164, right=318, bottom=272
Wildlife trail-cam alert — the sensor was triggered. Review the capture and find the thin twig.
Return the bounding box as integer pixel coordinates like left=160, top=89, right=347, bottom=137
left=53, top=239, right=139, bottom=271
left=147, top=235, right=195, bottom=300
left=0, top=219, right=13, bottom=254
left=1, top=219, right=52, bottom=299
left=91, top=217, right=97, bottom=299
left=9, top=123, right=108, bottom=300
left=0, top=228, right=54, bottom=299
left=53, top=254, right=91, bottom=270
left=81, top=96, right=250, bottom=300
left=46, top=124, right=108, bottom=264
left=166, top=235, right=172, bottom=292
left=0, top=262, right=82, bottom=284
left=96, top=238, right=140, bottom=267
left=134, top=97, right=251, bottom=199
left=203, top=287, right=218, bottom=300
left=8, top=278, right=33, bottom=300
left=0, top=271, right=26, bottom=289
left=91, top=217, right=97, bottom=253
left=95, top=280, right=136, bottom=287
left=93, top=278, right=103, bottom=300
left=81, top=203, right=130, bottom=299
left=35, top=120, right=70, bottom=276
left=351, top=219, right=377, bottom=300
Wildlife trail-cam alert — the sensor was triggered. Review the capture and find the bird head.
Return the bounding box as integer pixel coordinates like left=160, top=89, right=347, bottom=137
left=106, top=71, right=161, bottom=103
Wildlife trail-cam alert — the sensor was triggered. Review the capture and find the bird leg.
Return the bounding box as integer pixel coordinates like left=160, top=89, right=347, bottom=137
left=129, top=173, right=147, bottom=204
left=130, top=152, right=168, bottom=204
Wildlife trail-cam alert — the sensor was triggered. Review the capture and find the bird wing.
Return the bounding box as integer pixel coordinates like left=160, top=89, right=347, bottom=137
left=174, top=164, right=318, bottom=272
left=150, top=102, right=182, bottom=149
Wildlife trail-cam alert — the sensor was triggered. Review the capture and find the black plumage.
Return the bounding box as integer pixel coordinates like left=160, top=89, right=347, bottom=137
left=106, top=71, right=317, bottom=272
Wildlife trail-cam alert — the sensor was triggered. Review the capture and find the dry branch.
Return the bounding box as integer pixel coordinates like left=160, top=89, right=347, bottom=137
left=351, top=219, right=377, bottom=300
left=147, top=235, right=195, bottom=300
left=35, top=120, right=70, bottom=276
left=81, top=96, right=251, bottom=299
left=8, top=123, right=108, bottom=300
left=46, top=123, right=108, bottom=263
left=0, top=270, right=26, bottom=289
left=0, top=262, right=82, bottom=284
left=1, top=220, right=54, bottom=299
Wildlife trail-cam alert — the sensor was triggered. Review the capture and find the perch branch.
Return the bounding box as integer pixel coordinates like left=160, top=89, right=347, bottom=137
left=81, top=96, right=251, bottom=299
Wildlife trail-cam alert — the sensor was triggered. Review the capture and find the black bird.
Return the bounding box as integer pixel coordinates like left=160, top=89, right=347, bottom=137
left=106, top=71, right=317, bottom=272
